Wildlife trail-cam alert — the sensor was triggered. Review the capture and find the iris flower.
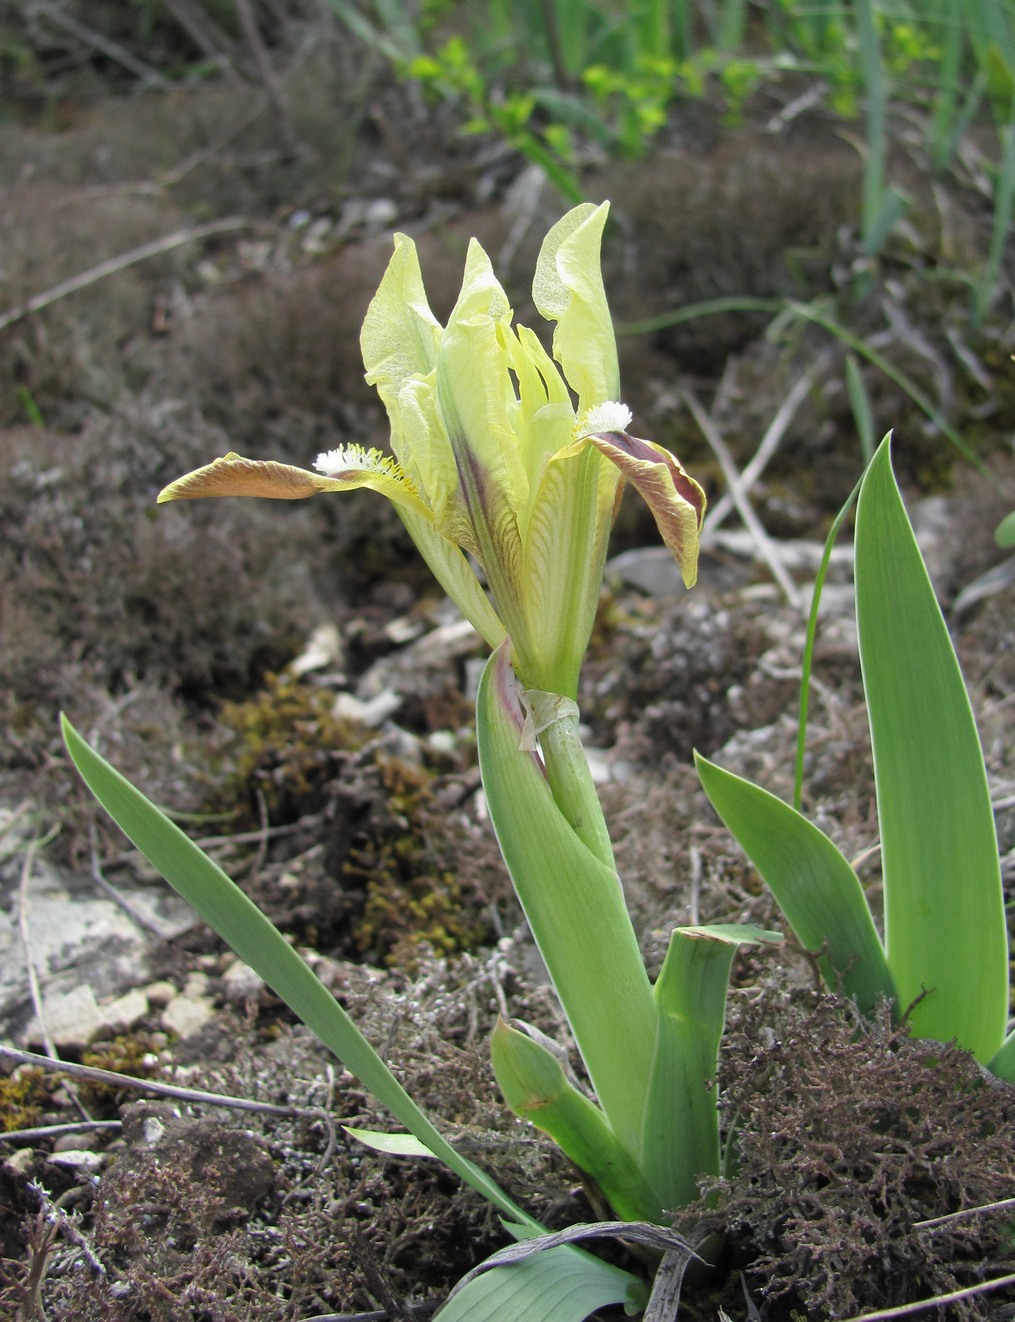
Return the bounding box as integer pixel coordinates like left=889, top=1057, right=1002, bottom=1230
left=159, top=202, right=705, bottom=698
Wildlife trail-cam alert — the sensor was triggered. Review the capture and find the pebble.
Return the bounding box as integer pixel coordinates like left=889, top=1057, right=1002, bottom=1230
left=46, top=1148, right=104, bottom=1174
left=161, top=994, right=215, bottom=1039
left=100, top=988, right=149, bottom=1032
left=30, top=985, right=104, bottom=1048
left=143, top=980, right=178, bottom=1009
left=221, top=959, right=266, bottom=1003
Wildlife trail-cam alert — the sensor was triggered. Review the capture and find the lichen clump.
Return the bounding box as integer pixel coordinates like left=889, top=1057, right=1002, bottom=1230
left=711, top=996, right=1015, bottom=1319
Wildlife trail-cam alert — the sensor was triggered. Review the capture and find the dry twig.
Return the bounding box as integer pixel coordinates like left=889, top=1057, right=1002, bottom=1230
left=0, top=219, right=251, bottom=335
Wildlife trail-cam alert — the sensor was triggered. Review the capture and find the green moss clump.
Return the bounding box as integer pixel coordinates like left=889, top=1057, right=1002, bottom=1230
left=0, top=1068, right=51, bottom=1131
left=347, top=752, right=488, bottom=970
left=355, top=866, right=487, bottom=971
left=80, top=1034, right=160, bottom=1111
left=210, top=671, right=369, bottom=826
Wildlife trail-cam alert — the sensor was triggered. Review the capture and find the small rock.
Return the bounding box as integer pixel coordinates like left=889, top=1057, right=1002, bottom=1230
left=221, top=959, right=265, bottom=1004
left=99, top=988, right=149, bottom=1034
left=161, top=994, right=215, bottom=1039
left=144, top=981, right=178, bottom=1009
left=53, top=1131, right=100, bottom=1152
left=31, top=985, right=104, bottom=1048
left=47, top=1148, right=104, bottom=1174
left=4, top=1149, right=35, bottom=1175
left=332, top=689, right=402, bottom=726
left=606, top=546, right=693, bottom=596
left=289, top=622, right=345, bottom=676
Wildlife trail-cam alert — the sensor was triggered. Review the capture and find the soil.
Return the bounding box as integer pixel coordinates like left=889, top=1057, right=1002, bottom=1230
left=1, top=18, right=1014, bottom=1322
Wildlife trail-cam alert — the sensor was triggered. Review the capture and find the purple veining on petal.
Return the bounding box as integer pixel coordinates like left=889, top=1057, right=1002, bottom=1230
left=593, top=430, right=706, bottom=524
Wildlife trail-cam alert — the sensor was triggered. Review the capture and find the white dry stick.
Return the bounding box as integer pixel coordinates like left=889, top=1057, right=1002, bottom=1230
left=88, top=823, right=171, bottom=939
left=915, top=1196, right=1015, bottom=1230
left=17, top=839, right=60, bottom=1065
left=703, top=346, right=836, bottom=537
left=681, top=386, right=802, bottom=609
left=0, top=219, right=251, bottom=335
left=836, top=1271, right=1015, bottom=1322
left=0, top=1045, right=327, bottom=1121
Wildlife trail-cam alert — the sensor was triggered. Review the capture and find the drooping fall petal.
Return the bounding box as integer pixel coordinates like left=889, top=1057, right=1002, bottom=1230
left=157, top=449, right=429, bottom=520
left=582, top=430, right=706, bottom=588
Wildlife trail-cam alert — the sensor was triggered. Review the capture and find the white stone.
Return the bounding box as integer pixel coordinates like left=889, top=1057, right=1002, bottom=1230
left=161, top=994, right=215, bottom=1039
left=221, top=959, right=265, bottom=1003
left=100, top=988, right=149, bottom=1033
left=32, top=985, right=104, bottom=1048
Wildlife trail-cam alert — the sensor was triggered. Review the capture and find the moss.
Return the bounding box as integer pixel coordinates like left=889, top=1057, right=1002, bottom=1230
left=347, top=751, right=488, bottom=970
left=79, top=1035, right=160, bottom=1113
left=0, top=1068, right=51, bottom=1132
left=355, top=867, right=487, bottom=971
left=209, top=671, right=370, bottom=827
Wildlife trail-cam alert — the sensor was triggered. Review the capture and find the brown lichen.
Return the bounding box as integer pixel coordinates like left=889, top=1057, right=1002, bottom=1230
left=708, top=995, right=1015, bottom=1319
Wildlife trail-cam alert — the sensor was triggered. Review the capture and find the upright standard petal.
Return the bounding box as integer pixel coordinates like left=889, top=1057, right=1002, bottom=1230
left=437, top=240, right=528, bottom=519
left=361, top=233, right=443, bottom=407
left=532, top=202, right=619, bottom=410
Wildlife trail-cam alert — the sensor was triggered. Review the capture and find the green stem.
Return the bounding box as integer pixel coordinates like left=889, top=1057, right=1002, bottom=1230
left=524, top=689, right=616, bottom=870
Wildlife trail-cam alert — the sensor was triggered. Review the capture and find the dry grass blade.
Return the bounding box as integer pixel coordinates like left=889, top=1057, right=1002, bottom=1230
left=17, top=838, right=60, bottom=1066
left=681, top=386, right=801, bottom=608
left=914, top=1197, right=1015, bottom=1231
left=451, top=1220, right=701, bottom=1292
left=703, top=346, right=836, bottom=536
left=0, top=1120, right=121, bottom=1143
left=0, top=219, right=251, bottom=334
left=836, top=1271, right=1015, bottom=1321
left=0, top=1045, right=324, bottom=1121
left=28, top=0, right=169, bottom=86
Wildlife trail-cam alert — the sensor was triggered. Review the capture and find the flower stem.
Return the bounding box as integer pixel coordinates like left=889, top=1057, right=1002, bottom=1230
left=524, top=689, right=616, bottom=871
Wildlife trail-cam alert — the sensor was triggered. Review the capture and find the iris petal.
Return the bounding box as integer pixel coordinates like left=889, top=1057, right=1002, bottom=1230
left=580, top=430, right=706, bottom=588
left=532, top=202, right=619, bottom=411
left=157, top=451, right=428, bottom=519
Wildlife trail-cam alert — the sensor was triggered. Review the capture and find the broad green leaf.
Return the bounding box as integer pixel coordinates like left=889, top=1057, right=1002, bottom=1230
left=60, top=714, right=538, bottom=1231
left=344, top=1128, right=436, bottom=1158
left=434, top=1243, right=638, bottom=1321
left=642, top=924, right=782, bottom=1209
left=694, top=754, right=895, bottom=1016
left=491, top=1019, right=662, bottom=1222
left=477, top=645, right=656, bottom=1165
left=996, top=510, right=1015, bottom=548
left=988, top=1030, right=1015, bottom=1084
left=855, top=438, right=1008, bottom=1061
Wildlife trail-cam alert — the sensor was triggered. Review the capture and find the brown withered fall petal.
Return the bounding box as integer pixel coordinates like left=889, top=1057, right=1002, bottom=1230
left=585, top=431, right=706, bottom=587
left=157, top=453, right=345, bottom=503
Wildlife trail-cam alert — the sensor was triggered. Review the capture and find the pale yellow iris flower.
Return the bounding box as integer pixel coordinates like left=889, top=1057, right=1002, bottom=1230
left=158, top=202, right=705, bottom=698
